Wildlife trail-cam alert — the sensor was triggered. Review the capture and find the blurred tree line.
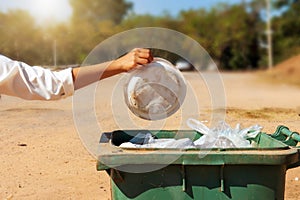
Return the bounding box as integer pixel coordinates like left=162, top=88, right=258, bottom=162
left=0, top=0, right=299, bottom=70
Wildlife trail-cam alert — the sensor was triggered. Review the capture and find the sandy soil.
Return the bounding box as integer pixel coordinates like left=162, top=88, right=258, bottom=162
left=0, top=71, right=299, bottom=199
left=263, top=54, right=300, bottom=86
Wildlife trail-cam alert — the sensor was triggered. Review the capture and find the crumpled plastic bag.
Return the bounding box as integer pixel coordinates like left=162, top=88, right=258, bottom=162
left=187, top=118, right=262, bottom=148
left=120, top=132, right=194, bottom=149
left=124, top=57, right=187, bottom=121
left=119, top=119, right=262, bottom=149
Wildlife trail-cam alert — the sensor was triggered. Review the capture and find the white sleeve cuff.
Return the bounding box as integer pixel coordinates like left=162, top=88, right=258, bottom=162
left=53, top=67, right=74, bottom=98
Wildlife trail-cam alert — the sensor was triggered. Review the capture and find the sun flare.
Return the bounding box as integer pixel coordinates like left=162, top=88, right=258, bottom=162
left=30, top=0, right=70, bottom=23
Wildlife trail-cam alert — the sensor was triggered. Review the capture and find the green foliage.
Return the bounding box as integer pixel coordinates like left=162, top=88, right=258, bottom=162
left=272, top=0, right=300, bottom=62
left=70, top=0, right=132, bottom=25
left=120, top=13, right=179, bottom=30
left=0, top=10, right=44, bottom=65
left=68, top=0, right=132, bottom=63
left=178, top=3, right=261, bottom=70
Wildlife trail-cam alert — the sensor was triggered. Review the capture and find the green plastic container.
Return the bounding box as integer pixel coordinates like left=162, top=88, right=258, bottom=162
left=97, top=126, right=300, bottom=200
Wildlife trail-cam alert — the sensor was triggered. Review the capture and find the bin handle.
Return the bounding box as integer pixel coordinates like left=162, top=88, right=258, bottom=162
left=271, top=126, right=300, bottom=169
left=271, top=125, right=300, bottom=147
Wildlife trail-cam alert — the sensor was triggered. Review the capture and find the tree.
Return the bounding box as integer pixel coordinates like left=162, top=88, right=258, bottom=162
left=275, top=0, right=299, bottom=7
left=70, top=0, right=132, bottom=25
left=272, top=0, right=300, bottom=62
left=120, top=13, right=179, bottom=30
left=0, top=10, right=45, bottom=65
left=68, top=0, right=133, bottom=63
left=179, top=3, right=261, bottom=70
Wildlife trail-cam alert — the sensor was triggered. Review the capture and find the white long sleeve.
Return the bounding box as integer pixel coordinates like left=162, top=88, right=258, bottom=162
left=0, top=54, right=74, bottom=100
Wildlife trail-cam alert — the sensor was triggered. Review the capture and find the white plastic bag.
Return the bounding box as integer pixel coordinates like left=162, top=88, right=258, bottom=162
left=187, top=118, right=262, bottom=148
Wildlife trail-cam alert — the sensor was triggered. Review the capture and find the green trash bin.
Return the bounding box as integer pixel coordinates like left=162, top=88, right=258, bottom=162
left=97, top=126, right=300, bottom=200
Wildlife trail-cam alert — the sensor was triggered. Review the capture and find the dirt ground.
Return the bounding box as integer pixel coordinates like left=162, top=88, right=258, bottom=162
left=263, top=54, right=300, bottom=86
left=0, top=70, right=299, bottom=199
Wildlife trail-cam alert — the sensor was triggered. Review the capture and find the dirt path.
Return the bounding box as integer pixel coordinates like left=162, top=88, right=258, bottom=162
left=0, top=72, right=299, bottom=199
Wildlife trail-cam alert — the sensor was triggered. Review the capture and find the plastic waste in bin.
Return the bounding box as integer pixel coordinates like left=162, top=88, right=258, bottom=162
left=97, top=126, right=300, bottom=200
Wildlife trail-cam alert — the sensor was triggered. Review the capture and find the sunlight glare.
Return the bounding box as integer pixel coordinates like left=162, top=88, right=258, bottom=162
left=30, top=0, right=70, bottom=23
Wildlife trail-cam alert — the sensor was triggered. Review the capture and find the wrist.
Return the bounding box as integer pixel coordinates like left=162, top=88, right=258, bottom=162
left=109, top=60, right=128, bottom=73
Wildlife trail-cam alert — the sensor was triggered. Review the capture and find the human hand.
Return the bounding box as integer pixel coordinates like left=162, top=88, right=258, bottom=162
left=111, top=48, right=153, bottom=72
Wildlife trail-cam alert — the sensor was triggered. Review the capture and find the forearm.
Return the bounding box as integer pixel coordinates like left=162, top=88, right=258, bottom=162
left=72, top=48, right=153, bottom=90
left=72, top=61, right=126, bottom=90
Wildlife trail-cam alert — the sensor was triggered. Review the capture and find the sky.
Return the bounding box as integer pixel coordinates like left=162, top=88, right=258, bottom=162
left=129, top=0, right=251, bottom=16
left=0, top=0, right=252, bottom=23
